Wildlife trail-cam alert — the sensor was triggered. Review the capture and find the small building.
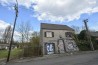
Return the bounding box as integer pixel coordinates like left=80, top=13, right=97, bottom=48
left=0, top=44, right=8, bottom=50
left=90, top=31, right=98, bottom=41
left=0, top=43, right=17, bottom=50
left=40, top=23, right=79, bottom=55
left=0, top=39, right=17, bottom=50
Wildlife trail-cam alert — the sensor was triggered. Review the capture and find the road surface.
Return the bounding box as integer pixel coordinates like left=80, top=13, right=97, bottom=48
left=6, top=51, right=98, bottom=65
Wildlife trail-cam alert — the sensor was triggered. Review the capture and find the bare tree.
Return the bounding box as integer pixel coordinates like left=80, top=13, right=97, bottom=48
left=0, top=30, right=2, bottom=43
left=32, top=31, right=40, bottom=38
left=18, top=21, right=25, bottom=43
left=0, top=30, right=2, bottom=39
left=18, top=21, right=31, bottom=43
left=82, top=25, right=86, bottom=30
left=3, top=25, right=12, bottom=44
left=24, top=22, right=31, bottom=42
left=71, top=25, right=80, bottom=34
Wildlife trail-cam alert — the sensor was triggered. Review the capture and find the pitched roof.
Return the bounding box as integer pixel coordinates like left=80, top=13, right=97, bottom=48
left=90, top=32, right=98, bottom=37
left=41, top=23, right=74, bottom=31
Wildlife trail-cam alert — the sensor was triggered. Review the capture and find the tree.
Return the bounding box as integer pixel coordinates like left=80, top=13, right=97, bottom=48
left=0, top=30, right=2, bottom=38
left=29, top=31, right=42, bottom=56
left=71, top=25, right=80, bottom=34
left=32, top=31, right=40, bottom=38
left=76, top=30, right=91, bottom=51
left=30, top=31, right=40, bottom=46
left=3, top=25, right=12, bottom=44
left=78, top=30, right=87, bottom=40
left=0, top=30, right=2, bottom=43
left=24, top=22, right=31, bottom=42
left=18, top=21, right=31, bottom=43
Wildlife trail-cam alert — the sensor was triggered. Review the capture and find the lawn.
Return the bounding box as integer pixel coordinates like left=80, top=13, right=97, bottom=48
left=0, top=50, right=8, bottom=59
left=0, top=48, right=23, bottom=59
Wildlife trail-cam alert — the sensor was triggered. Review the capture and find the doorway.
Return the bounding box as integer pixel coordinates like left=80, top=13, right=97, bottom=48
left=58, top=39, right=66, bottom=53
left=45, top=43, right=55, bottom=55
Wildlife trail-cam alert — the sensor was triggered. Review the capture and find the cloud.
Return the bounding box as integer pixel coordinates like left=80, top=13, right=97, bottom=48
left=0, top=0, right=98, bottom=22
left=33, top=0, right=98, bottom=31
left=0, top=20, right=21, bottom=41
left=0, top=20, right=10, bottom=39
left=0, top=0, right=36, bottom=8
left=13, top=31, right=21, bottom=41
left=90, top=26, right=98, bottom=31
left=0, top=20, right=34, bottom=41
left=33, top=0, right=98, bottom=22
left=0, top=20, right=10, bottom=30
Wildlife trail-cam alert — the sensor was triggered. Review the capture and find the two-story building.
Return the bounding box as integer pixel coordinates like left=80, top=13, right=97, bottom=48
left=40, top=23, right=79, bottom=55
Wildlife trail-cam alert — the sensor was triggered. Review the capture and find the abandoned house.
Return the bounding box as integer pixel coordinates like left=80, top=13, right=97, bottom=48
left=40, top=23, right=79, bottom=55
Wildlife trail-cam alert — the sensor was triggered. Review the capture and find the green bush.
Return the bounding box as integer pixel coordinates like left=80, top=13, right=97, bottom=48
left=93, top=41, right=98, bottom=50
left=77, top=41, right=91, bottom=51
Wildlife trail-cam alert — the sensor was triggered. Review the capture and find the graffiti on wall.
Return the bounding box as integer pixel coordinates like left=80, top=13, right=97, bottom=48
left=68, top=42, right=74, bottom=50
left=58, top=40, right=65, bottom=53
left=46, top=43, right=55, bottom=54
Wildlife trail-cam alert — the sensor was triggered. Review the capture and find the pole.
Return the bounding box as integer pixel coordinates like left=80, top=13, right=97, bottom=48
left=83, top=19, right=94, bottom=51
left=6, top=0, right=18, bottom=62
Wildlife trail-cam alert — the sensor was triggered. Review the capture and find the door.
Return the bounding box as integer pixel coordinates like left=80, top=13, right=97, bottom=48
left=45, top=43, right=55, bottom=55
left=58, top=40, right=65, bottom=53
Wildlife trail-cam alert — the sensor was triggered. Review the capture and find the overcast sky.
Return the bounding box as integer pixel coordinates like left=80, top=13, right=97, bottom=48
left=0, top=0, right=98, bottom=40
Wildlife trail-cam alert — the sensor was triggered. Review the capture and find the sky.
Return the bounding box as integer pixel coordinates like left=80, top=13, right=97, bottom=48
left=0, top=0, right=98, bottom=41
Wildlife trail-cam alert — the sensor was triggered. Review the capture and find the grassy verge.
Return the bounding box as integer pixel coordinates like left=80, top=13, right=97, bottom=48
left=0, top=50, right=8, bottom=59
left=0, top=48, right=23, bottom=59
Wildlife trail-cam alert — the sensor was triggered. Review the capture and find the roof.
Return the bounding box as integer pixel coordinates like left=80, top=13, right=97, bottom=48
left=0, top=44, right=8, bottom=46
left=90, top=32, right=98, bottom=37
left=41, top=23, right=74, bottom=31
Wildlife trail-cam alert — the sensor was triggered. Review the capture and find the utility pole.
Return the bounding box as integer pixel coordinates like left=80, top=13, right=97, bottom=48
left=83, top=19, right=94, bottom=51
left=6, top=0, right=18, bottom=62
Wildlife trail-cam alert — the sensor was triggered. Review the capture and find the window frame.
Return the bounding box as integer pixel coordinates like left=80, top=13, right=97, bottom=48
left=65, top=32, right=72, bottom=38
left=44, top=31, right=54, bottom=38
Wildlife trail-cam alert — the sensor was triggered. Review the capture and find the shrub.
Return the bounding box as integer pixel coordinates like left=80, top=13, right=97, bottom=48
left=77, top=41, right=91, bottom=51
left=23, top=43, right=42, bottom=57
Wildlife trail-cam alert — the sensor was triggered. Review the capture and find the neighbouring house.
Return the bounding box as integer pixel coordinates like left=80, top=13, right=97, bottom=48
left=90, top=31, right=98, bottom=41
left=0, top=40, right=17, bottom=50
left=0, top=43, right=17, bottom=50
left=0, top=39, right=8, bottom=49
left=0, top=44, right=8, bottom=50
left=0, top=39, right=17, bottom=50
left=40, top=23, right=79, bottom=55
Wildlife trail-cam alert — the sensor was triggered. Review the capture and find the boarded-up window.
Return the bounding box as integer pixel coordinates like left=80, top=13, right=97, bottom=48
left=44, top=31, right=54, bottom=37
left=65, top=32, right=72, bottom=37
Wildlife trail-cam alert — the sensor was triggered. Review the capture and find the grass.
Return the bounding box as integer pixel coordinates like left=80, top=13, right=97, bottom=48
left=0, top=50, right=8, bottom=59
left=0, top=48, right=23, bottom=59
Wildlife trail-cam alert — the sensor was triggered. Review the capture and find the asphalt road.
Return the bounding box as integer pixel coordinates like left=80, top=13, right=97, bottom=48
left=6, top=51, right=98, bottom=65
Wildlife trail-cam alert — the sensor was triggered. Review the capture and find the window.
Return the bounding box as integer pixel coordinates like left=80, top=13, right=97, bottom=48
left=44, top=31, right=54, bottom=37
left=65, top=32, right=72, bottom=37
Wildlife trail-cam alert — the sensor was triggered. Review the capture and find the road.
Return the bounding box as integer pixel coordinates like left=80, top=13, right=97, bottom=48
left=6, top=51, right=98, bottom=65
